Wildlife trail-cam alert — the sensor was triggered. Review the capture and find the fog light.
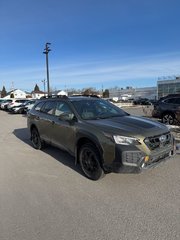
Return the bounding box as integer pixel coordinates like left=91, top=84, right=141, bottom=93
left=144, top=156, right=150, bottom=162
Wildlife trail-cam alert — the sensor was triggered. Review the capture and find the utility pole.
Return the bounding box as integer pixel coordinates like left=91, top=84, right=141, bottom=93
left=102, top=84, right=104, bottom=98
left=11, top=81, right=14, bottom=98
left=43, top=42, right=51, bottom=96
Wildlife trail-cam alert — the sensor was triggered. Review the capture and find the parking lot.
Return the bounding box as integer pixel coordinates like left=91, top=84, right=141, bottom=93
left=0, top=109, right=180, bottom=240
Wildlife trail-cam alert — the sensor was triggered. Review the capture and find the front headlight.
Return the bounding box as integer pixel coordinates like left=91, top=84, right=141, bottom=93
left=113, top=135, right=141, bottom=145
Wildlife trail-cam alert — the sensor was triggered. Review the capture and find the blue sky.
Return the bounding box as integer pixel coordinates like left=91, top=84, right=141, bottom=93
left=0, top=0, right=180, bottom=92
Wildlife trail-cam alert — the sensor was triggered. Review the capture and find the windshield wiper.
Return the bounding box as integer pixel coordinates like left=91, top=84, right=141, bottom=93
left=95, top=114, right=122, bottom=119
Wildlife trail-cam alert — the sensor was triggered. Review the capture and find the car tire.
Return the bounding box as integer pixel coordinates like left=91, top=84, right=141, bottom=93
left=79, top=143, right=104, bottom=180
left=162, top=113, right=175, bottom=125
left=31, top=127, right=44, bottom=150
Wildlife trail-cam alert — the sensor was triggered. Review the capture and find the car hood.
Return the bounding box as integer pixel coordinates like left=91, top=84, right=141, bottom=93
left=86, top=115, right=168, bottom=137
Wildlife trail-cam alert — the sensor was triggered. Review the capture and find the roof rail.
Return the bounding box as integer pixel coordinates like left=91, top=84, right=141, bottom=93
left=70, top=94, right=99, bottom=98
left=40, top=95, right=68, bottom=99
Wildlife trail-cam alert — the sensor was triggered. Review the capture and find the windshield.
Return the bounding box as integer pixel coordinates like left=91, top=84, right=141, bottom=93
left=71, top=99, right=128, bottom=120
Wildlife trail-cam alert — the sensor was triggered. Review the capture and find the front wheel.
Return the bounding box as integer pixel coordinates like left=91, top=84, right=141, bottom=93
left=79, top=143, right=104, bottom=180
left=162, top=113, right=175, bottom=125
left=31, top=128, right=43, bottom=149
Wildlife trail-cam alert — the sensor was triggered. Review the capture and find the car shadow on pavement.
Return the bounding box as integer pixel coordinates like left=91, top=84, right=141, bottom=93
left=42, top=146, right=83, bottom=176
left=13, top=128, right=84, bottom=177
left=13, top=128, right=32, bottom=146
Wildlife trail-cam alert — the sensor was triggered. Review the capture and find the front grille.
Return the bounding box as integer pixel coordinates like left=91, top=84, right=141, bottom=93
left=144, top=132, right=172, bottom=150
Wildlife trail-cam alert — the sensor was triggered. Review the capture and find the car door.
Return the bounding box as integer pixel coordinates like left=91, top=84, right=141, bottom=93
left=163, top=98, right=177, bottom=111
left=38, top=100, right=57, bottom=143
left=50, top=100, right=77, bottom=155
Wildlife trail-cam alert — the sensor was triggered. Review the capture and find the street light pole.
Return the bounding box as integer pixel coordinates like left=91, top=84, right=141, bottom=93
left=43, top=42, right=51, bottom=96
left=41, top=79, right=46, bottom=96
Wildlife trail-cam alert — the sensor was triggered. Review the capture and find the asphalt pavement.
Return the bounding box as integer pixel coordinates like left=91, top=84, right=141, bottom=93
left=0, top=110, right=180, bottom=240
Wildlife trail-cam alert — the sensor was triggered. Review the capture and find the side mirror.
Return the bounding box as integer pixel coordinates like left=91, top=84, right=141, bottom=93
left=59, top=112, right=76, bottom=122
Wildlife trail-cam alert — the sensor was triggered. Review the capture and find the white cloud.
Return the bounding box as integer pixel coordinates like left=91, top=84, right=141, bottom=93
left=1, top=52, right=180, bottom=90
left=51, top=53, right=180, bottom=85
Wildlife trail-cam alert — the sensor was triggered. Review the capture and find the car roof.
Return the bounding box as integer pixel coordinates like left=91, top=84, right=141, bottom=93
left=69, top=96, right=100, bottom=101
left=39, top=95, right=100, bottom=102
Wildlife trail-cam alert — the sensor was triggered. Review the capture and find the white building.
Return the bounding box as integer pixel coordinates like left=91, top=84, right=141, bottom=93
left=31, top=90, right=46, bottom=99
left=57, top=90, right=68, bottom=96
left=5, top=89, right=27, bottom=99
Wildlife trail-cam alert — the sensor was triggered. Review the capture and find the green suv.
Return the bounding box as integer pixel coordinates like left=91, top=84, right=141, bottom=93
left=27, top=95, right=176, bottom=180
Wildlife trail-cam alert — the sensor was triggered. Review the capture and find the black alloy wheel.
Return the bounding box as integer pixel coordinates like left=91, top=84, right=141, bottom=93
left=162, top=113, right=175, bottom=125
left=31, top=128, right=43, bottom=150
left=19, top=109, right=24, bottom=114
left=79, top=143, right=104, bottom=180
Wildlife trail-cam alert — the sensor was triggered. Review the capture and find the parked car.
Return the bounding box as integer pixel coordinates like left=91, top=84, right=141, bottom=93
left=10, top=104, right=25, bottom=114
left=149, top=99, right=158, bottom=105
left=152, top=95, right=180, bottom=125
left=7, top=99, right=28, bottom=111
left=10, top=100, right=36, bottom=114
left=0, top=99, right=13, bottom=110
left=0, top=98, right=6, bottom=104
left=27, top=95, right=176, bottom=180
left=24, top=100, right=37, bottom=113
left=133, top=98, right=152, bottom=105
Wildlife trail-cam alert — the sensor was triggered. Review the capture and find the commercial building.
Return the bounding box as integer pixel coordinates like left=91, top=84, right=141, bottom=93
left=109, top=76, right=180, bottom=101
left=109, top=86, right=157, bottom=100
left=157, top=77, right=180, bottom=99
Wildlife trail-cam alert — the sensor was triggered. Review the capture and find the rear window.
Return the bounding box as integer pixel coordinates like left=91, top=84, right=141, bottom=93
left=175, top=98, right=180, bottom=104
left=41, top=101, right=56, bottom=115
left=164, top=98, right=180, bottom=104
left=164, top=98, right=175, bottom=104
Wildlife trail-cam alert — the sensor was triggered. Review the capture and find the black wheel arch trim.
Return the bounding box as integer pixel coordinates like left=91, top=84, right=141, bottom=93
left=75, top=131, right=103, bottom=165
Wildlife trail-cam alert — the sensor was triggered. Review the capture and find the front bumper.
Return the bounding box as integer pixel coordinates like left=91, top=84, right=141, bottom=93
left=105, top=142, right=176, bottom=173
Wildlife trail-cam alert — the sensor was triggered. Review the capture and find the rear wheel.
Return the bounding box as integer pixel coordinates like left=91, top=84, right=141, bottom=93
left=18, top=109, right=23, bottom=114
left=162, top=113, right=175, bottom=125
left=31, top=128, right=43, bottom=149
left=79, top=143, right=104, bottom=180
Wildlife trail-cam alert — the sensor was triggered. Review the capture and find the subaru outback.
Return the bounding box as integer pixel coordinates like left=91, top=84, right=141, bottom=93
left=27, top=95, right=176, bottom=180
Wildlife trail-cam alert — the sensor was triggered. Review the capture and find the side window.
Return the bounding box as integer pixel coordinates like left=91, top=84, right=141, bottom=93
left=175, top=98, right=180, bottom=104
left=41, top=101, right=56, bottom=115
left=34, top=102, right=45, bottom=111
left=54, top=101, right=73, bottom=117
left=164, top=98, right=176, bottom=104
